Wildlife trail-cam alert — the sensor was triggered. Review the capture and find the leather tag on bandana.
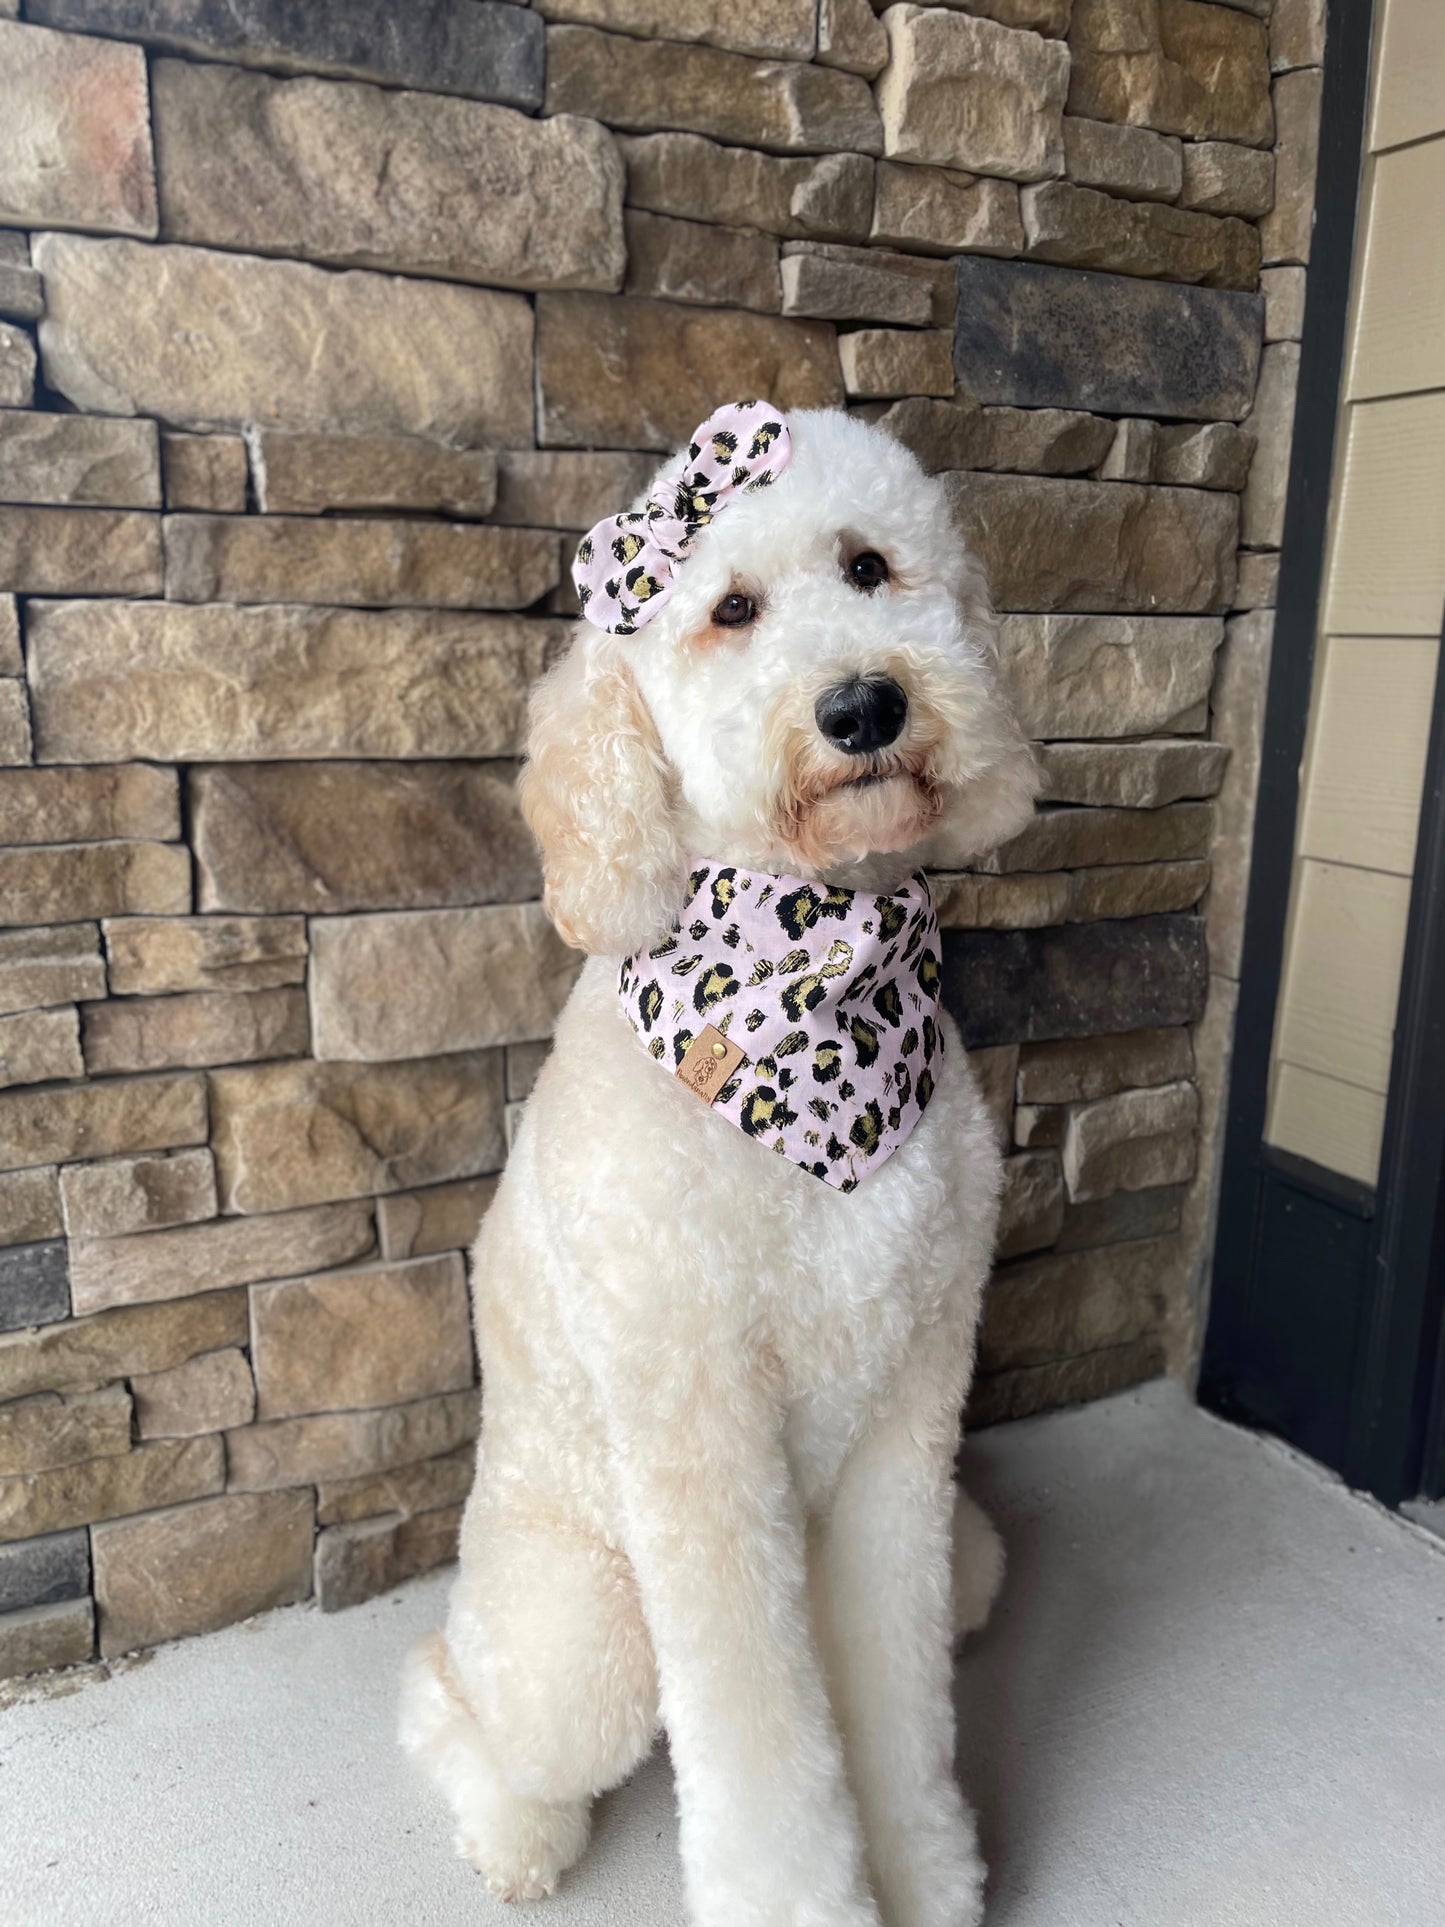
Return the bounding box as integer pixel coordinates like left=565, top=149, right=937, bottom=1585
left=676, top=1024, right=745, bottom=1105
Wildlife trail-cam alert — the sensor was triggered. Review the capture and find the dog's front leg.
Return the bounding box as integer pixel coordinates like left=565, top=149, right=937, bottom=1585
left=811, top=1300, right=984, bottom=1927
left=599, top=1333, right=882, bottom=1927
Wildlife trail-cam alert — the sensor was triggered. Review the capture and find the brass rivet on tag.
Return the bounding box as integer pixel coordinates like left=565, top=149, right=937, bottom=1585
left=711, top=1041, right=727, bottom=1059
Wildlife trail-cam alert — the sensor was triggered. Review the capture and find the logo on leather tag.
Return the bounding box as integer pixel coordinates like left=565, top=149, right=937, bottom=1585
left=676, top=1024, right=746, bottom=1104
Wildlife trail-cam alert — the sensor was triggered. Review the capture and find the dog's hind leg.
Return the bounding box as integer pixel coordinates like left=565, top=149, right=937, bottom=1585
left=950, top=1483, right=1005, bottom=1644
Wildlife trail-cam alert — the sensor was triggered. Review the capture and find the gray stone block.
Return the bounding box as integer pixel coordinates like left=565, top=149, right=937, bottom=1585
left=0, top=1239, right=69, bottom=1333
left=953, top=256, right=1263, bottom=422
left=0, top=1526, right=89, bottom=1614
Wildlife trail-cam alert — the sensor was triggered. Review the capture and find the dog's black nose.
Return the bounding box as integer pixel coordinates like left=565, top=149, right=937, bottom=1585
left=814, top=678, right=908, bottom=755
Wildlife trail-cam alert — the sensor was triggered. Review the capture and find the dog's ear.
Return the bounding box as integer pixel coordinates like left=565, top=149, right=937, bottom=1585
left=519, top=632, right=686, bottom=957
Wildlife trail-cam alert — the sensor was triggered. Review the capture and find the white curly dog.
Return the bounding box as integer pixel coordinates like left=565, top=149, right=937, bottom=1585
left=399, top=403, right=1039, bottom=1927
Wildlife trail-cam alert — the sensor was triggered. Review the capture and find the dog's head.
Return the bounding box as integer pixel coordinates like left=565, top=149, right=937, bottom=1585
left=521, top=406, right=1039, bottom=956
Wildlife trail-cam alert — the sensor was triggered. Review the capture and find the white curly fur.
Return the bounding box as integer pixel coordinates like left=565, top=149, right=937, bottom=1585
left=399, top=410, right=1039, bottom=1926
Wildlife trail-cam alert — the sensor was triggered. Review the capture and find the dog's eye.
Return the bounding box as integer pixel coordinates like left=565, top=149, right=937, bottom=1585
left=712, top=592, right=756, bottom=628
left=847, top=551, right=890, bottom=592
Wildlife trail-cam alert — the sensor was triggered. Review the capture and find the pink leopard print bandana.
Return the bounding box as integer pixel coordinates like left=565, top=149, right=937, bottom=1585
left=619, top=863, right=943, bottom=1193
left=572, top=400, right=792, bottom=635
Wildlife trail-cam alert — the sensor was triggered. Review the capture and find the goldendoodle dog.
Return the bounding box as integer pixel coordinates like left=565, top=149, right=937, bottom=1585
left=399, top=401, right=1039, bottom=1927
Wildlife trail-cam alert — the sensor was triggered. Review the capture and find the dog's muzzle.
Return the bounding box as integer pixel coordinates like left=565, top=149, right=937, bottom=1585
left=814, top=677, right=908, bottom=756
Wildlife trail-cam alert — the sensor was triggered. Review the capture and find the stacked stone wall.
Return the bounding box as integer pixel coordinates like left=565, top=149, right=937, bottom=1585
left=0, top=0, right=1324, bottom=1677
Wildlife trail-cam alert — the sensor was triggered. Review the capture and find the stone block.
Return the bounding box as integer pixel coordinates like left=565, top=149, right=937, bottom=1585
left=0, top=20, right=156, bottom=237
left=934, top=861, right=1208, bottom=927
left=1057, top=1181, right=1187, bottom=1252
left=153, top=61, right=621, bottom=295
left=67, top=1199, right=375, bottom=1317
left=986, top=801, right=1212, bottom=873
left=1068, top=0, right=1273, bottom=146
left=0, top=322, right=35, bottom=408
left=1062, top=1079, right=1200, bottom=1200
left=493, top=452, right=657, bottom=532
left=26, top=601, right=567, bottom=764
left=869, top=163, right=1023, bottom=257
left=967, top=1043, right=1019, bottom=1150
left=621, top=135, right=875, bottom=245
left=315, top=1504, right=462, bottom=1613
left=1022, top=180, right=1260, bottom=288
left=1240, top=342, right=1299, bottom=549
left=252, top=1253, right=472, bottom=1421
left=81, top=987, right=308, bottom=1076
left=0, top=505, right=161, bottom=597
left=59, top=1147, right=217, bottom=1240
left=1233, top=551, right=1278, bottom=610
left=1038, top=740, right=1230, bottom=808
left=161, top=432, right=247, bottom=513
left=1096, top=418, right=1159, bottom=482
left=309, top=906, right=580, bottom=1062
left=0, top=1009, right=82, bottom=1091
left=996, top=1150, right=1066, bottom=1259
left=1062, top=116, right=1182, bottom=203
left=210, top=1056, right=506, bottom=1215
left=1207, top=609, right=1273, bottom=978
left=316, top=1444, right=475, bottom=1528
left=934, top=872, right=1073, bottom=930
left=877, top=6, right=1068, bottom=183
left=251, top=432, right=498, bottom=521
left=781, top=245, right=934, bottom=326
left=132, top=1347, right=254, bottom=1439
left=0, top=682, right=27, bottom=766
left=0, top=1287, right=247, bottom=1401
left=979, top=1237, right=1172, bottom=1372
left=876, top=397, right=1115, bottom=475
left=953, top=256, right=1263, bottom=420
left=0, top=926, right=106, bottom=1018
left=1014, top=1103, right=1065, bottom=1148
left=0, top=767, right=179, bottom=850
left=968, top=1334, right=1163, bottom=1426
left=0, top=262, right=42, bottom=325
left=942, top=914, right=1210, bottom=1048
left=997, top=614, right=1225, bottom=739
left=818, top=0, right=889, bottom=75
left=0, top=1596, right=93, bottom=1679
left=377, top=1178, right=499, bottom=1263
left=841, top=331, right=955, bottom=400
left=0, top=597, right=16, bottom=676
left=0, top=1383, right=131, bottom=1478
left=1069, top=861, right=1210, bottom=920
left=1154, top=422, right=1255, bottom=491
left=104, top=917, right=307, bottom=997
left=944, top=473, right=1237, bottom=613
left=1260, top=68, right=1321, bottom=265
left=0, top=1240, right=68, bottom=1334
left=536, top=0, right=816, bottom=59
left=0, top=1168, right=61, bottom=1249
left=27, top=0, right=543, bottom=110
left=1017, top=1027, right=1193, bottom=1103
left=225, top=1387, right=479, bottom=1493
left=506, top=1043, right=552, bottom=1105
left=544, top=25, right=882, bottom=155
left=0, top=1433, right=223, bottom=1545
left=955, top=0, right=1073, bottom=29
left=0, top=412, right=160, bottom=509
left=624, top=211, right=779, bottom=313
left=1180, top=141, right=1275, bottom=219
left=0, top=842, right=190, bottom=929
left=0, top=1071, right=206, bottom=1175
left=1261, top=265, right=1305, bottom=342
left=35, top=235, right=533, bottom=447
left=0, top=1526, right=88, bottom=1613
left=536, top=293, right=843, bottom=452
left=93, top=1487, right=313, bottom=1656
left=1270, top=0, right=1325, bottom=73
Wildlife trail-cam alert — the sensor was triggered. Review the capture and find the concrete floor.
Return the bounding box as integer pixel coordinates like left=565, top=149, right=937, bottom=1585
left=3, top=1379, right=1443, bottom=1927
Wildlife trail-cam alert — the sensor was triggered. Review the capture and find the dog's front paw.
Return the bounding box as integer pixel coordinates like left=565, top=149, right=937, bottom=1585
left=873, top=1796, right=987, bottom=1927
left=454, top=1793, right=590, bottom=1903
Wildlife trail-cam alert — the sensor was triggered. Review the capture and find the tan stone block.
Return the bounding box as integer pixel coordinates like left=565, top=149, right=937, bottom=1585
left=950, top=0, right=1073, bottom=30
left=252, top=1253, right=472, bottom=1421
left=0, top=842, right=189, bottom=930
left=1022, top=180, right=1260, bottom=289
left=827, top=245, right=958, bottom=328
left=1013, top=1103, right=1065, bottom=1148
left=250, top=431, right=498, bottom=520
left=818, top=0, right=888, bottom=75
left=211, top=1055, right=506, bottom=1215
left=1039, top=740, right=1229, bottom=808
left=536, top=292, right=844, bottom=453
left=0, top=321, right=35, bottom=407
left=0, top=766, right=178, bottom=849
left=0, top=1070, right=206, bottom=1176
left=93, top=1487, right=313, bottom=1655
left=1069, top=859, right=1210, bottom=920
left=1154, top=422, right=1255, bottom=491
left=536, top=0, right=815, bottom=58
left=35, top=235, right=534, bottom=446
left=1062, top=1080, right=1200, bottom=1201
left=1259, top=68, right=1321, bottom=265
left=1057, top=1181, right=1186, bottom=1254
left=1232, top=551, right=1278, bottom=610
left=967, top=1042, right=1018, bottom=1150
left=1261, top=265, right=1305, bottom=342
left=104, top=916, right=307, bottom=997
left=0, top=1596, right=93, bottom=1679
left=1067, top=0, right=1273, bottom=146
left=310, top=905, right=579, bottom=1062
left=877, top=397, right=1116, bottom=476
left=841, top=330, right=954, bottom=401
left=1096, top=417, right=1159, bottom=482
left=132, top=1347, right=254, bottom=1440
left=0, top=925, right=105, bottom=1018
left=0, top=20, right=156, bottom=237
left=1017, top=1027, right=1194, bottom=1103
left=988, top=802, right=1212, bottom=873
left=1179, top=141, right=1275, bottom=219
left=620, top=134, right=875, bottom=245
left=870, top=162, right=1023, bottom=258
left=493, top=451, right=657, bottom=532
left=316, top=1443, right=474, bottom=1528
left=1062, top=116, right=1182, bottom=202
left=0, top=1382, right=131, bottom=1478
left=153, top=60, right=623, bottom=296
left=623, top=210, right=779, bottom=313
left=933, top=862, right=1207, bottom=927
left=998, top=614, right=1225, bottom=738
left=0, top=505, right=161, bottom=597
left=225, top=1387, right=479, bottom=1492
left=191, top=761, right=539, bottom=917
left=0, top=1008, right=82, bottom=1090
left=59, top=1147, right=217, bottom=1239
left=968, top=1334, right=1164, bottom=1426
left=933, top=871, right=1075, bottom=930
left=505, top=1041, right=552, bottom=1105
left=0, top=1287, right=247, bottom=1401
left=996, top=1150, right=1066, bottom=1259
left=1270, top=0, right=1324, bottom=73
left=315, top=1503, right=462, bottom=1612
left=1207, top=609, right=1273, bottom=978
left=978, top=1237, right=1172, bottom=1372
left=877, top=6, right=1068, bottom=182
left=946, top=474, right=1237, bottom=613
left=0, top=596, right=16, bottom=676
left=0, top=412, right=160, bottom=509
left=26, top=600, right=567, bottom=764
left=1240, top=342, right=1298, bottom=550
left=0, top=679, right=30, bottom=764
left=0, top=1166, right=61, bottom=1248
left=161, top=431, right=248, bottom=513
left=67, top=1199, right=375, bottom=1317
left=0, top=1433, right=223, bottom=1545
left=544, top=24, right=882, bottom=155
left=377, top=1177, right=500, bottom=1262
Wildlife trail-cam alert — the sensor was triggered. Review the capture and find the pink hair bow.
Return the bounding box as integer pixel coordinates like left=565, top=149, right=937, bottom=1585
left=572, top=399, right=792, bottom=635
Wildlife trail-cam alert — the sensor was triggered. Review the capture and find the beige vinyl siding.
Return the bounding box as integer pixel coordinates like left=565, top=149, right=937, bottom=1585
left=1269, top=1064, right=1389, bottom=1187
left=1323, top=394, right=1445, bottom=636
left=1297, top=635, right=1437, bottom=874
left=1347, top=140, right=1445, bottom=400
left=1370, top=0, right=1445, bottom=152
left=1274, top=861, right=1412, bottom=1091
